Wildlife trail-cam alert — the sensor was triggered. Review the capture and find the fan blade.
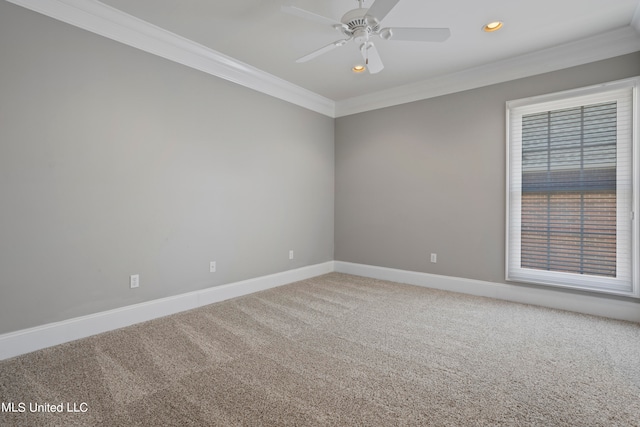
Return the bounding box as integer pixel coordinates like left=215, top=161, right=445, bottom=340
left=296, top=39, right=350, bottom=63
left=385, top=27, right=451, bottom=42
left=366, top=0, right=400, bottom=21
left=360, top=42, right=384, bottom=74
left=282, top=4, right=342, bottom=27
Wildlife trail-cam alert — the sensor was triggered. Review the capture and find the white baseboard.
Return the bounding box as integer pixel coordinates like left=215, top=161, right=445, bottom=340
left=335, top=261, right=640, bottom=323
left=0, top=261, right=335, bottom=361
left=3, top=260, right=637, bottom=361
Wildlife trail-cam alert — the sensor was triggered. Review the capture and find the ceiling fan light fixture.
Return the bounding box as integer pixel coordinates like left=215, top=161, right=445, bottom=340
left=483, top=21, right=503, bottom=32
left=352, top=64, right=366, bottom=73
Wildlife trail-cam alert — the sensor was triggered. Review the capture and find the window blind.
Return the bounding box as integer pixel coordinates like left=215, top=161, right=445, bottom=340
left=506, top=79, right=638, bottom=297
left=520, top=102, right=617, bottom=277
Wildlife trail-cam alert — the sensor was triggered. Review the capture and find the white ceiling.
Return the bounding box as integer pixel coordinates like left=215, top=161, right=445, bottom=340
left=8, top=0, right=640, bottom=116
left=99, top=0, right=640, bottom=99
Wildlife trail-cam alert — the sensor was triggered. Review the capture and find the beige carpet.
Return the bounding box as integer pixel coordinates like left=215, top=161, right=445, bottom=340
left=1, top=273, right=640, bottom=426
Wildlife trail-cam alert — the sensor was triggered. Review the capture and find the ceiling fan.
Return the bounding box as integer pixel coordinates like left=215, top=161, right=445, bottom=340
left=282, top=0, right=450, bottom=74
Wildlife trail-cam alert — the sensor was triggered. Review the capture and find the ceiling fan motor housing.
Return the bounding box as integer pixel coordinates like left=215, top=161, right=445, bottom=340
left=340, top=8, right=380, bottom=41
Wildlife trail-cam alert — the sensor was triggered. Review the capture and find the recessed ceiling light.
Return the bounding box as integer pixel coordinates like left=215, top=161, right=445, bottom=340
left=483, top=21, right=503, bottom=32
left=352, top=65, right=366, bottom=73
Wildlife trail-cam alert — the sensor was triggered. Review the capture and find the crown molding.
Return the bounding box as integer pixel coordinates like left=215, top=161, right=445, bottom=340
left=633, top=2, right=640, bottom=34
left=6, top=0, right=640, bottom=119
left=6, top=0, right=336, bottom=117
left=335, top=26, right=640, bottom=117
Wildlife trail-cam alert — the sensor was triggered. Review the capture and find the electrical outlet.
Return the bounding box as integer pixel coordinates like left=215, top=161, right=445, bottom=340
left=289, top=250, right=294, bottom=260
left=430, top=253, right=437, bottom=263
left=210, top=261, right=216, bottom=273
left=130, top=274, right=140, bottom=288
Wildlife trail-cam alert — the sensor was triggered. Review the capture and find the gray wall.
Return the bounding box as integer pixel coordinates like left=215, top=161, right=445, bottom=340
left=335, top=52, right=640, bottom=287
left=1, top=2, right=638, bottom=336
left=0, top=2, right=334, bottom=334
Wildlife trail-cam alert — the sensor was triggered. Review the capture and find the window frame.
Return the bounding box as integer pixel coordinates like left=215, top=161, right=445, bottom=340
left=505, top=77, right=640, bottom=298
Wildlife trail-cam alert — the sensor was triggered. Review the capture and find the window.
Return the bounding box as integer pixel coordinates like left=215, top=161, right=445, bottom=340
left=506, top=78, right=639, bottom=297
